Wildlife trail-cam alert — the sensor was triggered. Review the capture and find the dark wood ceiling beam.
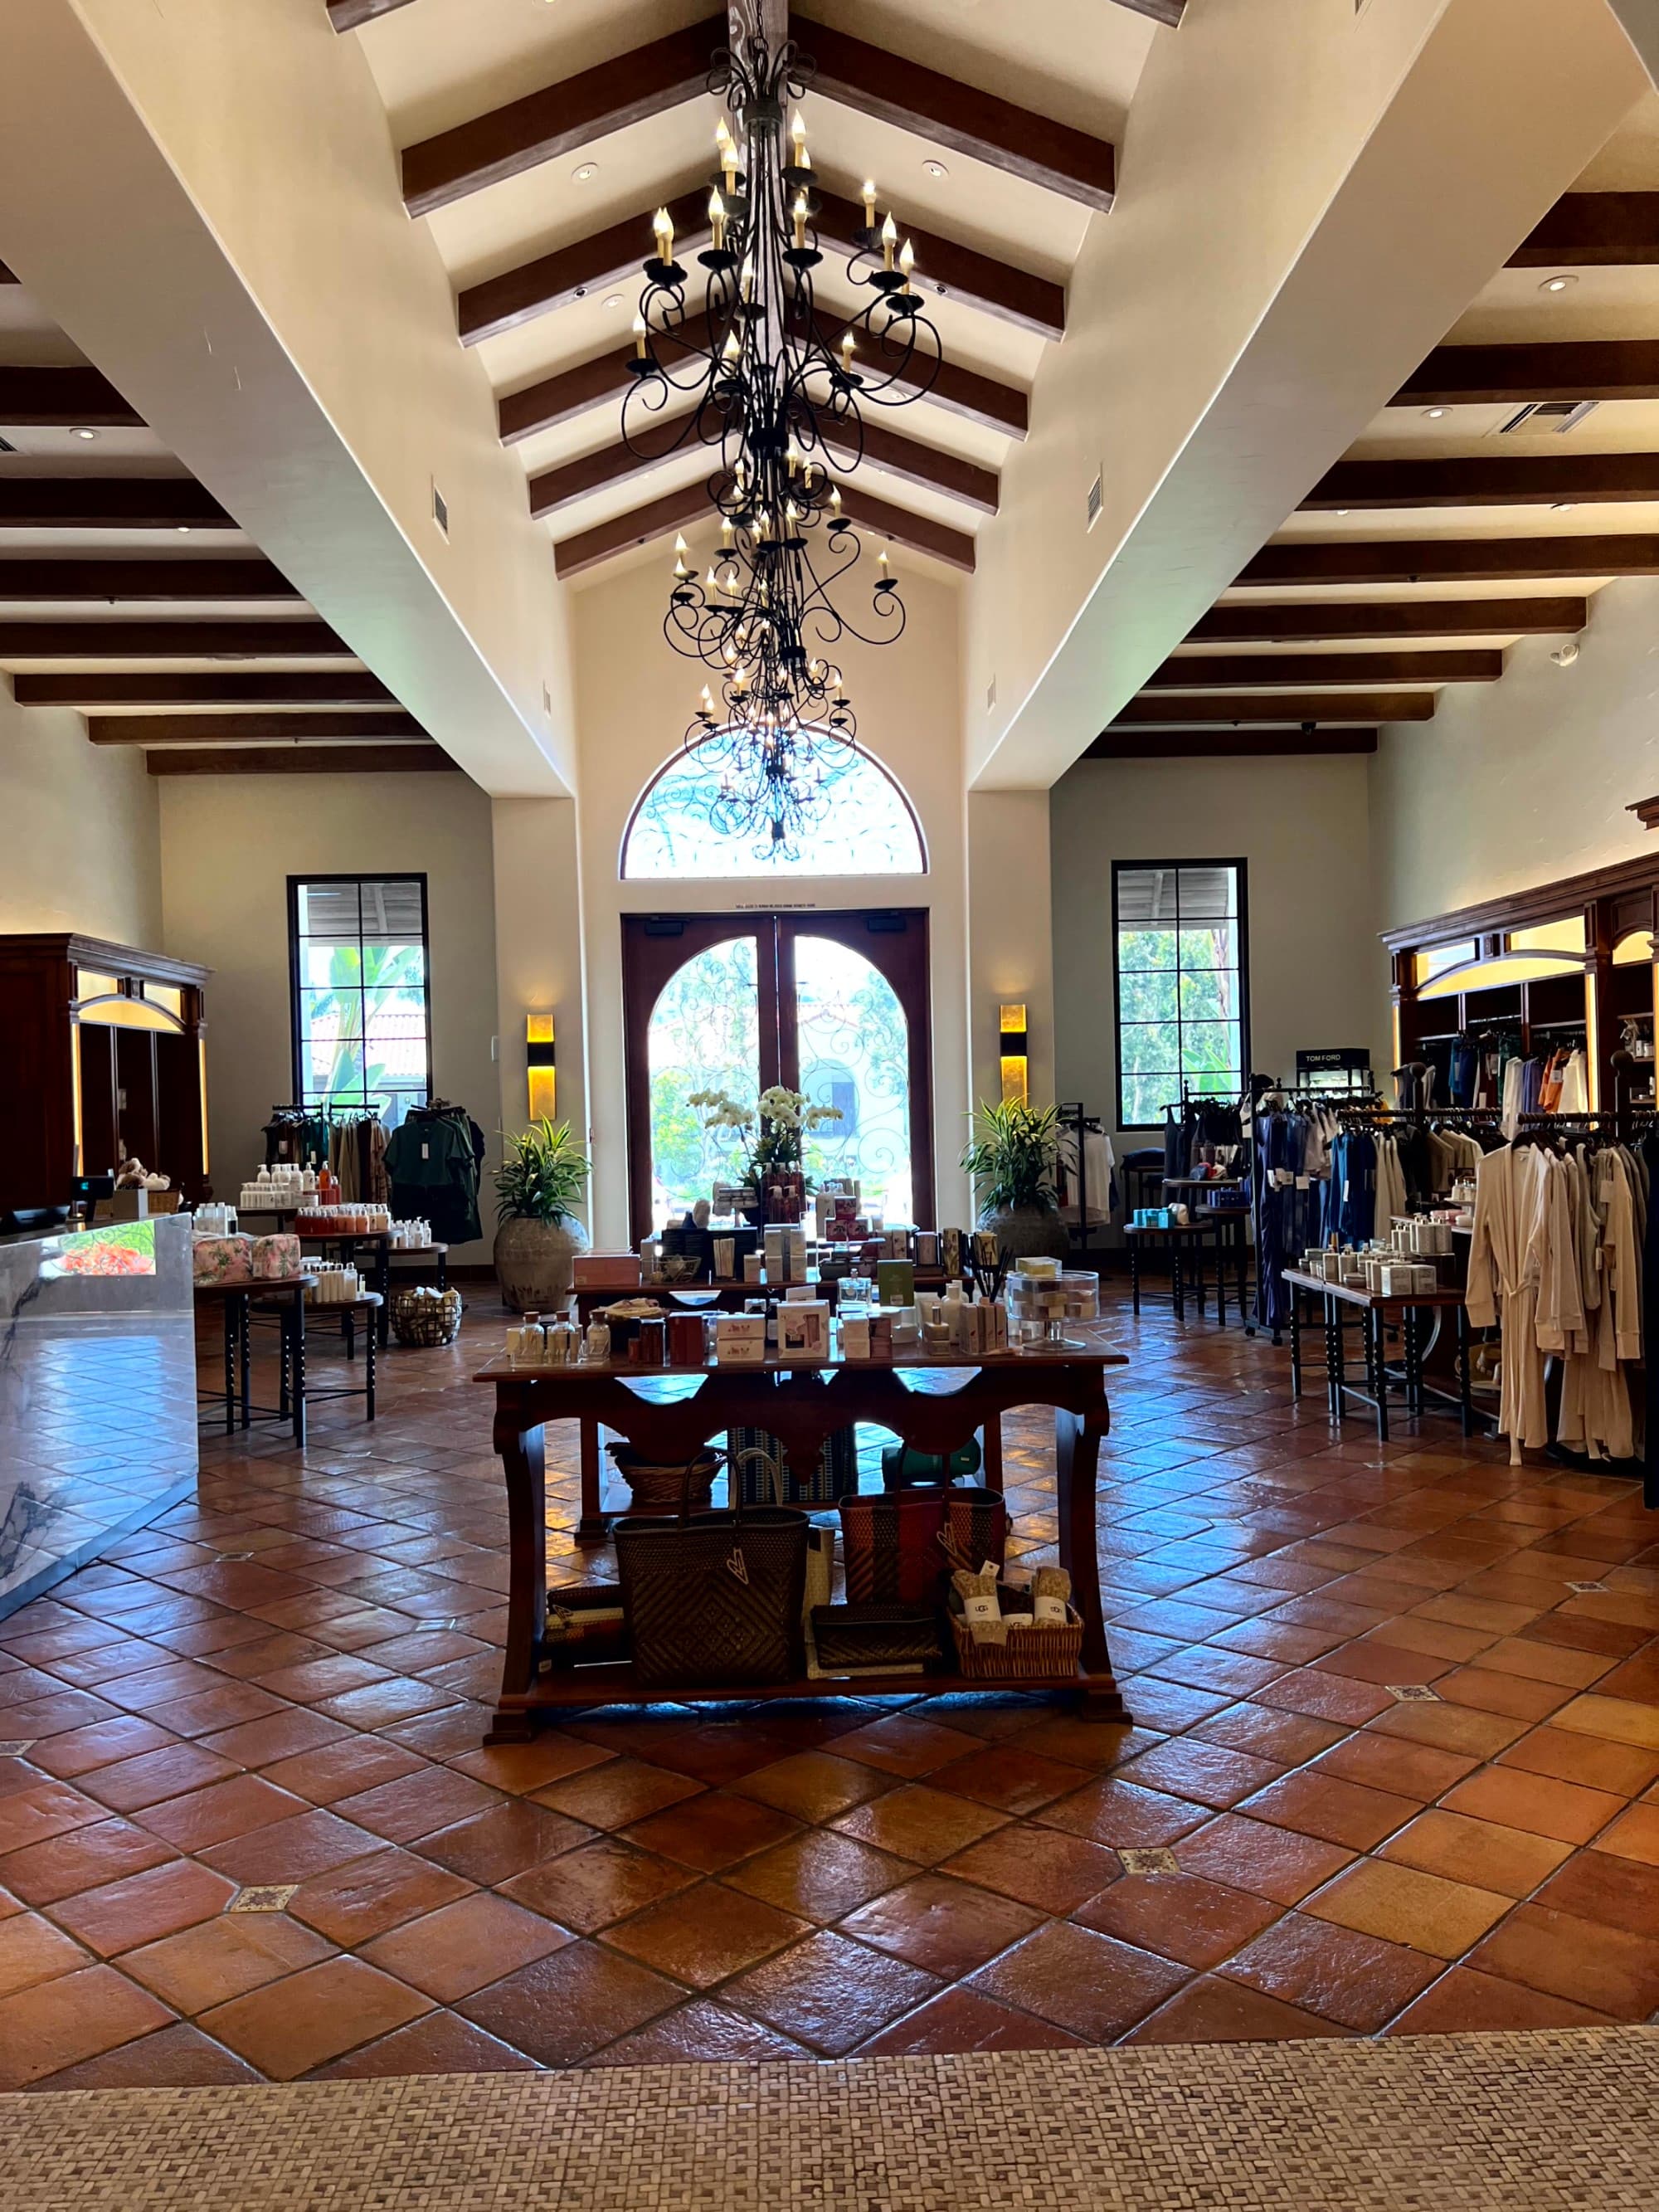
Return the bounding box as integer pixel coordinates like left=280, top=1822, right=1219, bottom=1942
left=0, top=480, right=233, bottom=530
left=0, top=619, right=350, bottom=659
left=1111, top=0, right=1185, bottom=22
left=552, top=475, right=975, bottom=578
left=1303, top=453, right=1659, bottom=509
left=1089, top=728, right=1376, bottom=761
left=803, top=23, right=1115, bottom=212
left=1394, top=341, right=1659, bottom=406
left=458, top=187, right=1064, bottom=346
left=1117, top=691, right=1433, bottom=724
left=17, top=672, right=394, bottom=709
left=0, top=559, right=300, bottom=602
left=1189, top=597, right=1587, bottom=642
left=328, top=0, right=416, bottom=27
left=1237, top=538, right=1659, bottom=587
left=1147, top=650, right=1501, bottom=689
left=501, top=320, right=1027, bottom=446
left=0, top=368, right=142, bottom=427
left=148, top=746, right=455, bottom=777
left=92, top=709, right=426, bottom=745
left=401, top=19, right=719, bottom=217
left=0, top=262, right=17, bottom=284
left=528, top=420, right=997, bottom=519
left=1508, top=192, right=1659, bottom=269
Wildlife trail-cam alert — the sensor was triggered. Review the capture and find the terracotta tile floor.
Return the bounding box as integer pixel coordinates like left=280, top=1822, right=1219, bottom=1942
left=2, top=1290, right=1658, bottom=2088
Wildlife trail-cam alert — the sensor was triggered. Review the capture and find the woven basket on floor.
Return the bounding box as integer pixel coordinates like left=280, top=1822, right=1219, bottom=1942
left=607, top=1444, right=721, bottom=1515
left=948, top=1597, right=1083, bottom=1680
left=390, top=1286, right=463, bottom=1347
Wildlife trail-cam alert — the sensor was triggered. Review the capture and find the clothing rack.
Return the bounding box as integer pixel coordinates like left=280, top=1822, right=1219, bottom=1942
left=1056, top=1101, right=1112, bottom=1261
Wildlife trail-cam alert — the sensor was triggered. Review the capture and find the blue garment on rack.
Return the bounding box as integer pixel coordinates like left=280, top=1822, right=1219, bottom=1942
left=1328, top=1129, right=1378, bottom=1246
left=1447, top=1039, right=1479, bottom=1108
left=1520, top=1058, right=1544, bottom=1116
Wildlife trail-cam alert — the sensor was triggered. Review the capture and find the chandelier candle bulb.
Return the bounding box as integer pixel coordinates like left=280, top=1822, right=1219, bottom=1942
left=882, top=212, right=898, bottom=271
left=899, top=239, right=916, bottom=280
left=792, top=193, right=809, bottom=251
left=791, top=109, right=810, bottom=168
left=653, top=207, right=674, bottom=261
left=861, top=178, right=878, bottom=227
left=708, top=189, right=727, bottom=252
left=631, top=313, right=648, bottom=359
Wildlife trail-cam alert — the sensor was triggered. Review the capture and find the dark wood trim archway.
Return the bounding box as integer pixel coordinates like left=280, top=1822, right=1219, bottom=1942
left=621, top=908, right=934, bottom=1244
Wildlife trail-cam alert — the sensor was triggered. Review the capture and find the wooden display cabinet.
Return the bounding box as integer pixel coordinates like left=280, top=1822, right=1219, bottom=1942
left=1384, top=855, right=1659, bottom=1111
left=0, top=933, right=212, bottom=1213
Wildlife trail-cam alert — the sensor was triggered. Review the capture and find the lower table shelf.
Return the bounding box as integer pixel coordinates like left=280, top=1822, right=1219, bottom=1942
left=488, top=1660, right=1131, bottom=1737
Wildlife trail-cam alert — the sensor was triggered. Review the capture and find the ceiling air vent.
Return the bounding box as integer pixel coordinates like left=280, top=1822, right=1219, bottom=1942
left=1086, top=470, right=1103, bottom=530
left=0, top=436, right=17, bottom=456
left=1493, top=400, right=1599, bottom=436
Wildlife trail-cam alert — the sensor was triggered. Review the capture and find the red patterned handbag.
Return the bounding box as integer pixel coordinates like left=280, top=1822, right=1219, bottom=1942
left=838, top=1484, right=1007, bottom=1607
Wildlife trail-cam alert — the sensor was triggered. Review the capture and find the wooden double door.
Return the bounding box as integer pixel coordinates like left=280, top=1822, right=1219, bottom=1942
left=621, top=909, right=933, bottom=1243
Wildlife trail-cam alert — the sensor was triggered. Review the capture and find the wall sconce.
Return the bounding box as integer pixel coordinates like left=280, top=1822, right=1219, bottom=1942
left=526, top=1013, right=557, bottom=1123
left=999, top=1003, right=1029, bottom=1106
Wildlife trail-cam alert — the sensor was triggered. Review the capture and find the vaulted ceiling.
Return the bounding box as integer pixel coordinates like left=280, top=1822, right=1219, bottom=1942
left=343, top=0, right=1162, bottom=590
left=1098, top=92, right=1659, bottom=759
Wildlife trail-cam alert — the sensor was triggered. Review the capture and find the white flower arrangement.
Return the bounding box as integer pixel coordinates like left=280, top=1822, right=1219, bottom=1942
left=687, top=1084, right=843, bottom=1185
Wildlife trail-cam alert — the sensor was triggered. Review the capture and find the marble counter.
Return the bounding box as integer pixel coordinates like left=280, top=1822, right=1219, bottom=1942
left=0, top=1214, right=197, bottom=1621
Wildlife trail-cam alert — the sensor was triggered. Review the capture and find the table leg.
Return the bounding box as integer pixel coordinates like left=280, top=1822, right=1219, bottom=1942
left=221, top=1299, right=236, bottom=1435
left=1130, top=1242, right=1141, bottom=1317
left=980, top=1415, right=1005, bottom=1495
left=1325, top=1296, right=1343, bottom=1423
left=366, top=1314, right=377, bottom=1421
left=290, top=1283, right=307, bottom=1448
left=1238, top=1228, right=1253, bottom=1335
left=1289, top=1287, right=1302, bottom=1400
left=239, top=1296, right=251, bottom=1432
left=1371, top=1308, right=1389, bottom=1443
left=1054, top=1402, right=1130, bottom=1722
left=577, top=1415, right=608, bottom=1542
left=1172, top=1246, right=1185, bottom=1322
left=375, top=1242, right=390, bottom=1347
left=490, top=1411, right=547, bottom=1742
left=278, top=1309, right=290, bottom=1422
left=437, top=1250, right=448, bottom=1294
left=1214, top=1231, right=1228, bottom=1326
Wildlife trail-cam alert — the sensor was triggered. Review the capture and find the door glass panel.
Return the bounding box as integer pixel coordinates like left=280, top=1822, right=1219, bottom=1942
left=647, top=938, right=761, bottom=1227
left=794, top=936, right=912, bottom=1223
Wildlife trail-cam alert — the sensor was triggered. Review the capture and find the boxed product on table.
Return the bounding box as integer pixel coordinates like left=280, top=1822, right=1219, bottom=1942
left=776, top=1300, right=831, bottom=1359
left=713, top=1313, right=766, bottom=1365
left=573, top=1252, right=644, bottom=1291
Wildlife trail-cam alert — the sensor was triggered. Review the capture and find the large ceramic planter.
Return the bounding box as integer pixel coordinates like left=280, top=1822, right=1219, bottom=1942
left=494, top=1214, right=590, bottom=1313
left=980, top=1205, right=1071, bottom=1266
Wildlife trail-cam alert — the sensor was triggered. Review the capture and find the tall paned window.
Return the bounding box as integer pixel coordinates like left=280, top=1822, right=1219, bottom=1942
left=1112, top=861, right=1248, bottom=1129
left=289, top=875, right=431, bottom=1129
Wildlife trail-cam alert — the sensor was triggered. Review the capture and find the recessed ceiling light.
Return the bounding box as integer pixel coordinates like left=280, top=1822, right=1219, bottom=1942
left=602, top=293, right=624, bottom=310
left=1540, top=273, right=1577, bottom=294
left=572, top=163, right=598, bottom=183
left=176, top=524, right=192, bottom=534
left=71, top=426, right=98, bottom=441
left=922, top=158, right=948, bottom=178
left=1423, top=407, right=1447, bottom=420
left=1552, top=500, right=1575, bottom=511
left=1335, top=508, right=1350, bottom=516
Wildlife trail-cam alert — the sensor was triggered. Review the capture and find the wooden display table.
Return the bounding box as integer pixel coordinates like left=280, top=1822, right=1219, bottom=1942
left=1282, top=1267, right=1473, bottom=1441
left=571, top=1266, right=948, bottom=1326
left=474, top=1340, right=1131, bottom=1742
left=194, top=1274, right=313, bottom=1442
left=1127, top=1210, right=1251, bottom=1330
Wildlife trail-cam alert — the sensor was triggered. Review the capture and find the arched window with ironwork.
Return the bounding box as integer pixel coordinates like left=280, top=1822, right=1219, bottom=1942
left=620, top=733, right=927, bottom=879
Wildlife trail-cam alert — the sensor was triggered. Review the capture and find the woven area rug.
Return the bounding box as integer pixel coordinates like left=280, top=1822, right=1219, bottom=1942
left=6, top=2029, right=1659, bottom=2209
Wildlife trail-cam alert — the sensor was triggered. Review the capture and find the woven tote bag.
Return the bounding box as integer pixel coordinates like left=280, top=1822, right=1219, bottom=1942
left=728, top=1423, right=859, bottom=1506
left=838, top=1484, right=1007, bottom=1607
left=615, top=1469, right=809, bottom=1691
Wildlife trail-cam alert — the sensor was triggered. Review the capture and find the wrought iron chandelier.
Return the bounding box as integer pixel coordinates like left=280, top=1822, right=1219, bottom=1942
left=624, top=21, right=943, bottom=852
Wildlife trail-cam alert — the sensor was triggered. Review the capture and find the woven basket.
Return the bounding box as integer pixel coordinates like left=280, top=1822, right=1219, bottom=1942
left=390, top=1286, right=463, bottom=1347
left=948, top=1597, right=1083, bottom=1681
left=607, top=1444, right=721, bottom=1515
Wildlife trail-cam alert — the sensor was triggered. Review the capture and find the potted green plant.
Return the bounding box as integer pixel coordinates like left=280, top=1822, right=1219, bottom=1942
left=493, top=1117, right=591, bottom=1313
left=688, top=1085, right=842, bottom=1223
left=961, top=1099, right=1071, bottom=1264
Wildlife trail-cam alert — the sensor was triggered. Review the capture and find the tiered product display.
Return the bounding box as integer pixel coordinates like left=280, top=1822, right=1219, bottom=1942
left=305, top=1260, right=364, bottom=1306
left=293, top=1202, right=392, bottom=1235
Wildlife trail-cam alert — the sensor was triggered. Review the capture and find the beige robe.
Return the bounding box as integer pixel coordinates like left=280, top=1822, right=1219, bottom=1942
left=1466, top=1144, right=1550, bottom=1463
